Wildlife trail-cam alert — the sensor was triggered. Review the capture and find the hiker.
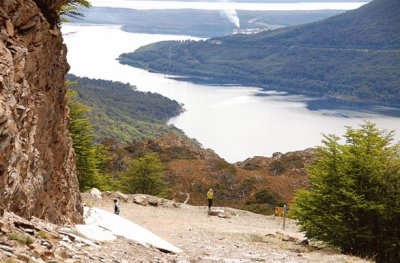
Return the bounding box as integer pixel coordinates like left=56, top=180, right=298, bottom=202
left=207, top=188, right=213, bottom=211
left=114, top=199, right=120, bottom=215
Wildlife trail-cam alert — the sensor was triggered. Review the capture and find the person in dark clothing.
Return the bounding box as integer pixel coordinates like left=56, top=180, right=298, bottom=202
left=114, top=199, right=120, bottom=215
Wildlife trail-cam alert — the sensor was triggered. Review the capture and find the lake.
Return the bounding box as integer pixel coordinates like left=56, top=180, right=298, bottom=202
left=62, top=24, right=400, bottom=163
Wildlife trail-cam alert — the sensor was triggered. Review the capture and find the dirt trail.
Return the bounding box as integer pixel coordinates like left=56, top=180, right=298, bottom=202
left=84, top=195, right=371, bottom=263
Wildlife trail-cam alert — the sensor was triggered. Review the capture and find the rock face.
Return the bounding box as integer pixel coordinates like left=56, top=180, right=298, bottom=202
left=0, top=0, right=83, bottom=223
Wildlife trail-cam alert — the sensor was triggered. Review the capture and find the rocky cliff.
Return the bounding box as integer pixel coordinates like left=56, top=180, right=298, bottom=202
left=0, top=0, right=83, bottom=223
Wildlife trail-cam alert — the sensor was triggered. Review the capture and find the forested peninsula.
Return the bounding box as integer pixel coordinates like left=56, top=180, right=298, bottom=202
left=67, top=75, right=183, bottom=142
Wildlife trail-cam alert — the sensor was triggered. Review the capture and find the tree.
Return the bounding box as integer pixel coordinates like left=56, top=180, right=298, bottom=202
left=67, top=88, right=116, bottom=191
left=60, top=0, right=91, bottom=22
left=121, top=153, right=167, bottom=196
left=291, top=122, right=400, bottom=262
left=67, top=89, right=99, bottom=190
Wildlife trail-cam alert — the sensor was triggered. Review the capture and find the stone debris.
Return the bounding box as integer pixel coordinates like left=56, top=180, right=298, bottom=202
left=131, top=194, right=167, bottom=207
left=0, top=211, right=177, bottom=262
left=0, top=211, right=92, bottom=262
left=207, top=209, right=231, bottom=219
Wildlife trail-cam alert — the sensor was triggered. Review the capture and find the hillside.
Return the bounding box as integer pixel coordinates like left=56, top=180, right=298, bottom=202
left=120, top=0, right=400, bottom=107
left=104, top=133, right=314, bottom=215
left=67, top=75, right=183, bottom=142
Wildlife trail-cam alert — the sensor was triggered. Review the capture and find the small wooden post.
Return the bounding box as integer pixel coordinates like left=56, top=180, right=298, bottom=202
left=282, top=204, right=287, bottom=230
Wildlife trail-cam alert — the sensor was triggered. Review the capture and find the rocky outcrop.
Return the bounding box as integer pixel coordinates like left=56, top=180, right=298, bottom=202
left=236, top=149, right=315, bottom=176
left=125, top=133, right=220, bottom=161
left=0, top=0, right=83, bottom=223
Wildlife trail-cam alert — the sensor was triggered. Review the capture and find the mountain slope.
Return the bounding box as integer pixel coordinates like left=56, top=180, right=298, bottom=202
left=120, top=0, right=400, bottom=107
left=231, top=0, right=400, bottom=49
left=106, top=133, right=314, bottom=214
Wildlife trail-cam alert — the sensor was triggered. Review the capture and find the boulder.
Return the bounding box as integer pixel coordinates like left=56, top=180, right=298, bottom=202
left=148, top=198, right=159, bottom=206
left=282, top=235, right=297, bottom=242
left=208, top=209, right=229, bottom=218
left=133, top=195, right=149, bottom=206
left=102, top=191, right=129, bottom=202
left=114, top=192, right=129, bottom=203
left=90, top=188, right=102, bottom=200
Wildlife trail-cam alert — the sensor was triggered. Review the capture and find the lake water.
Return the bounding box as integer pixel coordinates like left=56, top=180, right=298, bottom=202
left=62, top=24, right=400, bottom=163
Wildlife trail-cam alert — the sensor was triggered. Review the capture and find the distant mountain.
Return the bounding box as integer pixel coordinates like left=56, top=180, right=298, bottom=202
left=76, top=7, right=343, bottom=38
left=120, top=0, right=400, bottom=107
left=235, top=0, right=399, bottom=49
left=67, top=75, right=183, bottom=142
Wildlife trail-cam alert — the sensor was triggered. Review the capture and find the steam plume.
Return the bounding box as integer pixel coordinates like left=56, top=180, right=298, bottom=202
left=220, top=0, right=240, bottom=28
left=223, top=9, right=240, bottom=28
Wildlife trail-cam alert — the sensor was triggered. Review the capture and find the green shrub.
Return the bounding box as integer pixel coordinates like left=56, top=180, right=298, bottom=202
left=255, top=189, right=285, bottom=206
left=121, top=152, right=167, bottom=197
left=291, top=123, right=400, bottom=263
left=37, top=230, right=49, bottom=239
left=8, top=232, right=34, bottom=245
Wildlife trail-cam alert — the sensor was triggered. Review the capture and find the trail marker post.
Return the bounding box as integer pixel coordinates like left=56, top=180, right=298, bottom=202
left=282, top=204, right=287, bottom=230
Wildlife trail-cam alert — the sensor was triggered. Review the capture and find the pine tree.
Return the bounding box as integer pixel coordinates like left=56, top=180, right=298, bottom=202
left=121, top=153, right=167, bottom=196
left=291, top=122, right=400, bottom=262
left=67, top=89, right=99, bottom=190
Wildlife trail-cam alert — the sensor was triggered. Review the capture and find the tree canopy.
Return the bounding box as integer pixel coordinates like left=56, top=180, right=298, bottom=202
left=66, top=75, right=183, bottom=143
left=291, top=122, right=400, bottom=262
left=121, top=153, right=167, bottom=197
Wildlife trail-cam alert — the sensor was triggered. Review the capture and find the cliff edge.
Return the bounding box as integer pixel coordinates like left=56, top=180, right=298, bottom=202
left=0, top=0, right=83, bottom=223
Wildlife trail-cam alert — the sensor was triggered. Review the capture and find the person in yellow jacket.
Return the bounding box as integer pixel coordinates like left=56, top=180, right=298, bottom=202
left=207, top=188, right=213, bottom=211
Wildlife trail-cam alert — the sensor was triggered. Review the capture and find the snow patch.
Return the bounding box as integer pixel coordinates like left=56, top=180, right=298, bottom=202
left=76, top=207, right=182, bottom=253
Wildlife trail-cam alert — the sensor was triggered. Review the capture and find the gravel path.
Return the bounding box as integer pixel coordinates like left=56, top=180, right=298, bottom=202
left=84, top=195, right=371, bottom=263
